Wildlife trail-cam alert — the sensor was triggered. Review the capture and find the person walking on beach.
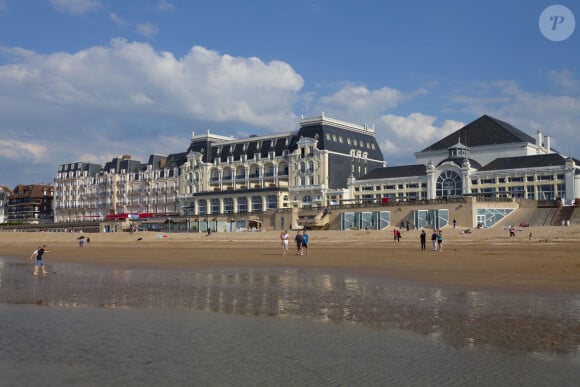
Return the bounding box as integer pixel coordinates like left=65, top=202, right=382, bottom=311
left=295, top=230, right=303, bottom=255
left=393, top=228, right=398, bottom=242
left=32, top=244, right=49, bottom=275
left=420, top=229, right=426, bottom=251
left=301, top=229, right=309, bottom=256
left=30, top=246, right=41, bottom=260
left=280, top=230, right=289, bottom=255
left=396, top=229, right=401, bottom=242
left=431, top=230, right=438, bottom=251
left=437, top=230, right=443, bottom=252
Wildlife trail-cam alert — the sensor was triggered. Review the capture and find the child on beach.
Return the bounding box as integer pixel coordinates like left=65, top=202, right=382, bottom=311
left=301, top=230, right=309, bottom=256
left=31, top=244, right=49, bottom=275
left=280, top=230, right=289, bottom=255
left=431, top=230, right=438, bottom=251
left=295, top=230, right=303, bottom=255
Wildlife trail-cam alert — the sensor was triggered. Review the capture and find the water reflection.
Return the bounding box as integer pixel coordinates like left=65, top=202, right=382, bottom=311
left=1, top=258, right=579, bottom=355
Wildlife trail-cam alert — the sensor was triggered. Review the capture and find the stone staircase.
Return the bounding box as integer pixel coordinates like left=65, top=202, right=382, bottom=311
left=550, top=206, right=576, bottom=226
left=527, top=207, right=557, bottom=226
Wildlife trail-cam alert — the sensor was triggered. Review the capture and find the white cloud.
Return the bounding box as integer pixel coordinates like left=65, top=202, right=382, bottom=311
left=136, top=22, right=159, bottom=38
left=549, top=69, right=580, bottom=95
left=0, top=40, right=304, bottom=186
left=376, top=113, right=464, bottom=160
left=158, top=0, right=175, bottom=12
left=50, top=0, right=101, bottom=15
left=315, top=84, right=405, bottom=119
left=109, top=12, right=128, bottom=27
left=0, top=140, right=47, bottom=160
left=451, top=78, right=580, bottom=153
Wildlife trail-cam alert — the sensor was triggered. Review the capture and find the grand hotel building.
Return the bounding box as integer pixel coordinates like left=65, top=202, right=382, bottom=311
left=53, top=114, right=386, bottom=224
left=53, top=114, right=579, bottom=229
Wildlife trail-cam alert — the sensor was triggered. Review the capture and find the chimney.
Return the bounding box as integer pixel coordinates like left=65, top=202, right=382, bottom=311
left=536, top=130, right=542, bottom=147
left=544, top=135, right=551, bottom=152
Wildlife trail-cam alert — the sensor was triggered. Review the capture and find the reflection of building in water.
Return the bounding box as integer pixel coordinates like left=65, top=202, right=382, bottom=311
left=1, top=263, right=579, bottom=355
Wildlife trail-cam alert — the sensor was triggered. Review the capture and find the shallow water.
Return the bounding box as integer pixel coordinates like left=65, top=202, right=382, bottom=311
left=1, top=257, right=579, bottom=386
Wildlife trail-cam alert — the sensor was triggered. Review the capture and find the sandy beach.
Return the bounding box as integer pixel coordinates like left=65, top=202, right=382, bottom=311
left=1, top=225, right=579, bottom=293
left=2, top=225, right=580, bottom=361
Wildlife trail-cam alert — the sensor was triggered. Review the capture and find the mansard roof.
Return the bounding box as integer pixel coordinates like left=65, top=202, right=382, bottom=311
left=165, top=152, right=187, bottom=168
left=297, top=116, right=384, bottom=162
left=357, top=164, right=427, bottom=180
left=103, top=156, right=142, bottom=174
left=189, top=132, right=293, bottom=163
left=185, top=115, right=384, bottom=164
left=421, top=115, right=536, bottom=152
left=477, top=153, right=572, bottom=171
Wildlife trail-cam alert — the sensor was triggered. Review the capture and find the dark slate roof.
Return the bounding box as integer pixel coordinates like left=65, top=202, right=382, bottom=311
left=103, top=157, right=142, bottom=174
left=297, top=123, right=384, bottom=161
left=187, top=118, right=384, bottom=164
left=165, top=152, right=187, bottom=168
left=421, top=115, right=536, bottom=152
left=194, top=135, right=292, bottom=163
left=437, top=157, right=482, bottom=169
left=478, top=153, right=569, bottom=171
left=358, top=164, right=427, bottom=180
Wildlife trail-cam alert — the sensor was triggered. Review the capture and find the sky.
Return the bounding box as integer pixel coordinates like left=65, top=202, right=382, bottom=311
left=0, top=0, right=579, bottom=188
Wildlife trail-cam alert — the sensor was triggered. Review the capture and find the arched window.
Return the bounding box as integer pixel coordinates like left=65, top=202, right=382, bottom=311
left=210, top=198, right=220, bottom=214
left=222, top=167, right=232, bottom=180
left=252, top=196, right=263, bottom=212
left=302, top=195, right=312, bottom=207
left=238, top=197, right=248, bottom=213
left=266, top=195, right=278, bottom=209
left=198, top=199, right=207, bottom=215
left=278, top=161, right=289, bottom=176
left=224, top=198, right=234, bottom=213
left=264, top=163, right=275, bottom=177
left=436, top=170, right=463, bottom=197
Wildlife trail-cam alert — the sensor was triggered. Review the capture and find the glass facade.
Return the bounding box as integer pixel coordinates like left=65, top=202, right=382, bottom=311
left=475, top=208, right=514, bottom=228
left=341, top=211, right=391, bottom=230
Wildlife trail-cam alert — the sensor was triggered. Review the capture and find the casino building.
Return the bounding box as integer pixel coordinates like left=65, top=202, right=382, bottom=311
left=349, top=115, right=580, bottom=203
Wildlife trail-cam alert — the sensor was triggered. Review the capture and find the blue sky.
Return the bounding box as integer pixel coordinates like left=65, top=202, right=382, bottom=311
left=1, top=0, right=579, bottom=188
